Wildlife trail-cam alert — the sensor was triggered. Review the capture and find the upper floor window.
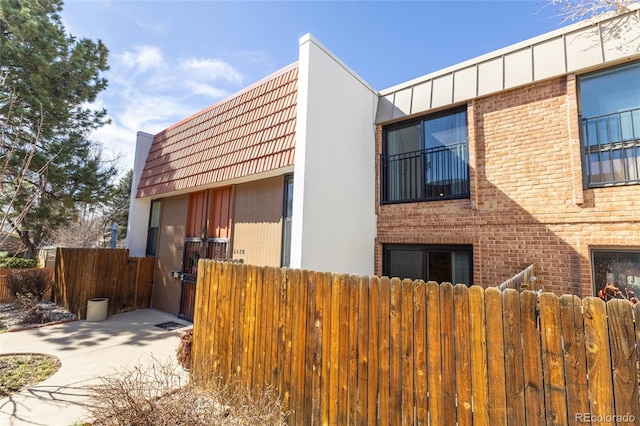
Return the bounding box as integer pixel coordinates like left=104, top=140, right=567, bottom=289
left=381, top=107, right=469, bottom=203
left=146, top=200, right=161, bottom=256
left=579, top=62, right=640, bottom=188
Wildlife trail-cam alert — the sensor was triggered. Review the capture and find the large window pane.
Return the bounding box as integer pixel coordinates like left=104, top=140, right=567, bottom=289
left=382, top=108, right=469, bottom=203
left=593, top=250, right=640, bottom=300
left=580, top=62, right=640, bottom=187
left=383, top=244, right=472, bottom=285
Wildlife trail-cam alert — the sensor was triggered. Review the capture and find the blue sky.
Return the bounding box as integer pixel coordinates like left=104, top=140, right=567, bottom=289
left=60, top=1, right=566, bottom=174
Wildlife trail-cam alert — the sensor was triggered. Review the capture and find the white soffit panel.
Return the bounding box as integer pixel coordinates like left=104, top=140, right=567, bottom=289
left=565, top=26, right=603, bottom=71
left=478, top=58, right=503, bottom=96
left=533, top=37, right=566, bottom=80
left=453, top=66, right=477, bottom=102
left=392, top=87, right=412, bottom=119
left=601, top=14, right=640, bottom=62
left=411, top=81, right=432, bottom=115
left=376, top=93, right=395, bottom=123
left=504, top=48, right=533, bottom=89
left=431, top=73, right=454, bottom=108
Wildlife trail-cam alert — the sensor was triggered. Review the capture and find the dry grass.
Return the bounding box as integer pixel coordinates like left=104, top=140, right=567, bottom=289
left=88, top=358, right=289, bottom=425
left=0, top=353, right=61, bottom=397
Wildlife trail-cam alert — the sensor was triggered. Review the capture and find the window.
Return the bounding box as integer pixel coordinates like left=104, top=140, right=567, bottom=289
left=146, top=200, right=161, bottom=256
left=579, top=62, right=640, bottom=187
left=383, top=244, right=472, bottom=285
left=592, top=250, right=640, bottom=300
left=281, top=175, right=294, bottom=267
left=381, top=108, right=469, bottom=203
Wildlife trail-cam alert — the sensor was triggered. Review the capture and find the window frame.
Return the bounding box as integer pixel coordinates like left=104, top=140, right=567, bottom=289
left=145, top=199, right=161, bottom=256
left=380, top=106, right=470, bottom=204
left=382, top=243, right=473, bottom=285
left=280, top=174, right=294, bottom=267
left=578, top=61, right=640, bottom=189
left=591, top=247, right=640, bottom=300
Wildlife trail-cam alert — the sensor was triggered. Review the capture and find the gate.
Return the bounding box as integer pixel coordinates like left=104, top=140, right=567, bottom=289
left=179, top=238, right=202, bottom=321
left=179, top=238, right=231, bottom=321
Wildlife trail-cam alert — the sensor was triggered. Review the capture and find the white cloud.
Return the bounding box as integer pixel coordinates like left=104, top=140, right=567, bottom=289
left=120, top=46, right=164, bottom=73
left=180, top=58, right=243, bottom=84
left=184, top=81, right=229, bottom=98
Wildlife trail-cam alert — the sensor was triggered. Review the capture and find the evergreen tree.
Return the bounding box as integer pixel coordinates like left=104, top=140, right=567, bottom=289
left=0, top=0, right=115, bottom=257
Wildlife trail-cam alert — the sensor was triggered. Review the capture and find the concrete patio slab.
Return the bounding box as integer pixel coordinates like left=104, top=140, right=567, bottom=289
left=0, top=309, right=191, bottom=426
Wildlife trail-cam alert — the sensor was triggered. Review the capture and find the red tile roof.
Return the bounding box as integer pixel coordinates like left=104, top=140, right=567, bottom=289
left=137, top=63, right=298, bottom=198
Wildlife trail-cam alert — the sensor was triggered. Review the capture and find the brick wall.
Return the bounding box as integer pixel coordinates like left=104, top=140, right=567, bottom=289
left=376, top=75, right=640, bottom=297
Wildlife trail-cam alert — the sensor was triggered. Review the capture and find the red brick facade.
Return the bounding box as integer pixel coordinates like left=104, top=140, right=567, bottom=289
left=376, top=74, right=640, bottom=297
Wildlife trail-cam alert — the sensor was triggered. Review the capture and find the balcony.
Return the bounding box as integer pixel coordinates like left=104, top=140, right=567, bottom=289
left=582, top=107, right=640, bottom=187
left=381, top=142, right=469, bottom=203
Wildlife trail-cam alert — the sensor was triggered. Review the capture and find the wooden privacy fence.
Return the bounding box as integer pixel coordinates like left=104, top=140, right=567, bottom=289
left=191, top=261, right=640, bottom=425
left=53, top=248, right=155, bottom=319
left=0, top=268, right=53, bottom=302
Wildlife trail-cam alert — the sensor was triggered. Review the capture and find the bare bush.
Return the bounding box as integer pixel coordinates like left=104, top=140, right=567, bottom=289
left=5, top=268, right=52, bottom=301
left=88, top=359, right=289, bottom=426
left=176, top=329, right=192, bottom=371
left=14, top=294, right=46, bottom=324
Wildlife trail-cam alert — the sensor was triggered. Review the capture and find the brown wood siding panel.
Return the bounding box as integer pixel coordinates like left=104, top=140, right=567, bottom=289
left=231, top=176, right=284, bottom=267
left=186, top=191, right=207, bottom=238
left=209, top=186, right=232, bottom=239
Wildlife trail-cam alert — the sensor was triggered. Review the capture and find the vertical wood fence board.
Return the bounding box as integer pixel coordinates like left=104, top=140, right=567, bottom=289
left=303, top=270, right=317, bottom=424
left=263, top=266, right=276, bottom=387
left=558, top=294, right=590, bottom=423
left=327, top=272, right=341, bottom=425
left=469, top=285, right=490, bottom=425
left=453, top=284, right=473, bottom=426
left=270, top=268, right=283, bottom=388
left=319, top=272, right=333, bottom=425
left=252, top=265, right=266, bottom=389
left=280, top=268, right=293, bottom=414
left=607, top=299, right=639, bottom=421
left=208, top=261, right=224, bottom=385
left=378, top=276, right=391, bottom=425
left=426, top=281, right=443, bottom=425
left=347, top=275, right=360, bottom=425
left=485, top=287, right=507, bottom=425
left=233, top=264, right=248, bottom=380
left=502, top=289, right=526, bottom=426
left=413, top=281, right=428, bottom=426
left=310, top=271, right=325, bottom=425
left=389, top=277, right=403, bottom=426
left=367, top=276, right=381, bottom=426
left=356, top=275, right=370, bottom=425
left=241, top=264, right=256, bottom=387
left=337, top=274, right=351, bottom=425
left=192, top=258, right=209, bottom=385
left=540, top=293, right=569, bottom=425
left=439, top=283, right=456, bottom=425
left=521, top=291, right=546, bottom=425
left=583, top=297, right=615, bottom=420
left=401, top=279, right=415, bottom=426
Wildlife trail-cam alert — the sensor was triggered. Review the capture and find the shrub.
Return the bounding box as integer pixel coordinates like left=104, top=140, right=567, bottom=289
left=88, top=358, right=289, bottom=426
left=14, top=294, right=46, bottom=324
left=176, top=329, right=192, bottom=370
left=0, top=258, right=38, bottom=269
left=5, top=269, right=52, bottom=301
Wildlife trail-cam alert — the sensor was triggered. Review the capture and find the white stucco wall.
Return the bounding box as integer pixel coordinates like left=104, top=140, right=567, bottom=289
left=125, top=131, right=154, bottom=257
left=290, top=34, right=378, bottom=275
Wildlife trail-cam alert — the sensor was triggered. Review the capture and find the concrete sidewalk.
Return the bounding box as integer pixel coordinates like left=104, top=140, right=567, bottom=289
left=0, top=309, right=191, bottom=426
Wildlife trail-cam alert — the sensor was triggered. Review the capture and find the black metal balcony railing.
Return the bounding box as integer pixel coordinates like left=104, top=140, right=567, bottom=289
left=381, top=142, right=469, bottom=203
left=582, top=107, right=640, bottom=187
